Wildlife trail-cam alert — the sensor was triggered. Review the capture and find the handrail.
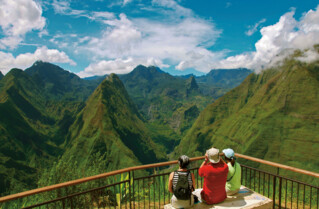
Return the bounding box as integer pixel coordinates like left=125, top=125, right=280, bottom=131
left=0, top=153, right=318, bottom=203
left=235, top=153, right=319, bottom=178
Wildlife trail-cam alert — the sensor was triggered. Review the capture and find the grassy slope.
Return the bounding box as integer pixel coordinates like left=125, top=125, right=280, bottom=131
left=0, top=63, right=99, bottom=196
left=0, top=69, right=63, bottom=195
left=53, top=74, right=167, bottom=183
left=176, top=56, right=319, bottom=183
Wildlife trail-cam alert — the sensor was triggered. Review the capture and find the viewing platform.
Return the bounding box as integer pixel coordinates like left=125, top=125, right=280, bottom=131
left=164, top=186, right=272, bottom=209
left=0, top=153, right=318, bottom=209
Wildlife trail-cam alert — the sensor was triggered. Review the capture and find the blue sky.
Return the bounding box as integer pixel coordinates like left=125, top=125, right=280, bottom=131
left=0, top=0, right=318, bottom=77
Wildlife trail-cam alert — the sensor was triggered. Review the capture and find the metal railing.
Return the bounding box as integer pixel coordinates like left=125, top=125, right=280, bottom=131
left=0, top=154, right=318, bottom=209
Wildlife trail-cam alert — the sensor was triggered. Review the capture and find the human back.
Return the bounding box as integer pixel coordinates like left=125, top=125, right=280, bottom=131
left=199, top=147, right=228, bottom=204
left=223, top=148, right=241, bottom=195
left=168, top=155, right=196, bottom=208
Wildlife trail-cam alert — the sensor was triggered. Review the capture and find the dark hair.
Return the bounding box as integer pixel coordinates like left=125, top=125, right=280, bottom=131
left=225, top=156, right=236, bottom=167
left=178, top=155, right=190, bottom=169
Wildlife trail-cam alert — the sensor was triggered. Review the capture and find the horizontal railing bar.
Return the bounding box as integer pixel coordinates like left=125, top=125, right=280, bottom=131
left=134, top=172, right=171, bottom=180
left=0, top=168, right=132, bottom=203
left=235, top=153, right=319, bottom=178
left=241, top=165, right=319, bottom=189
left=0, top=157, right=204, bottom=203
left=1, top=153, right=318, bottom=203
left=22, top=180, right=129, bottom=209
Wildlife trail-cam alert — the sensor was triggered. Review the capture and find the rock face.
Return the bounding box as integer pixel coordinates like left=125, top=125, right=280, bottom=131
left=175, top=51, right=319, bottom=181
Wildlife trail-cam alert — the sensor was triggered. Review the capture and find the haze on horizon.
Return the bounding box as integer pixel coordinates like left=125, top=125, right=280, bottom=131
left=0, top=0, right=319, bottom=77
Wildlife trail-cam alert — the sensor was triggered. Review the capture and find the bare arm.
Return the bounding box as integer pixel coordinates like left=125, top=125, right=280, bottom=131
left=191, top=173, right=196, bottom=191
left=168, top=172, right=174, bottom=193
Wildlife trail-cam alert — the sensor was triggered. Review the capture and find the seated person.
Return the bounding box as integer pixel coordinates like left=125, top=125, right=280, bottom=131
left=168, top=155, right=196, bottom=208
left=222, top=148, right=241, bottom=196
left=198, top=147, right=228, bottom=204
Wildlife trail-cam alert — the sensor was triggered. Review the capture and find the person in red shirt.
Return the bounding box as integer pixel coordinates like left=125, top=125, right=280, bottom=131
left=198, top=147, right=228, bottom=204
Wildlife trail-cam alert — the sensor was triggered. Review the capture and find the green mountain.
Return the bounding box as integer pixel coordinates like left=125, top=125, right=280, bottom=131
left=175, top=50, right=319, bottom=182
left=0, top=71, right=3, bottom=80
left=48, top=74, right=167, bottom=183
left=0, top=69, right=64, bottom=195
left=196, top=68, right=252, bottom=98
left=25, top=61, right=100, bottom=101
left=0, top=62, right=103, bottom=196
left=119, top=65, right=213, bottom=152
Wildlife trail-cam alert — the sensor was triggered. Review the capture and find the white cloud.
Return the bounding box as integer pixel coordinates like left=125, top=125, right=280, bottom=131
left=123, top=0, right=132, bottom=6
left=75, top=2, right=319, bottom=76
left=151, top=0, right=193, bottom=17
left=246, top=18, right=266, bottom=36
left=77, top=57, right=169, bottom=78
left=78, top=8, right=221, bottom=75
left=0, top=46, right=76, bottom=74
left=0, top=0, right=46, bottom=49
left=52, top=0, right=115, bottom=21
left=296, top=48, right=319, bottom=63
left=215, top=6, right=319, bottom=72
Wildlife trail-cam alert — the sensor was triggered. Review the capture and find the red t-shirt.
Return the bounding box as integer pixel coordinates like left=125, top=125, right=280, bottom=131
left=199, top=161, right=228, bottom=204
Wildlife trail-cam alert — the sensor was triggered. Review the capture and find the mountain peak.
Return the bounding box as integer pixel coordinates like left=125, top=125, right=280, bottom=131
left=186, top=75, right=200, bottom=95
left=24, top=61, right=94, bottom=101
left=130, top=65, right=165, bottom=77
left=6, top=68, right=24, bottom=77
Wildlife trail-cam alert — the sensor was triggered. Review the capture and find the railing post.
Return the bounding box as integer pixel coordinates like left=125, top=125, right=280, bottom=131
left=132, top=170, right=135, bottom=209
left=278, top=176, right=282, bottom=209
left=273, top=175, right=276, bottom=209
left=129, top=171, right=132, bottom=209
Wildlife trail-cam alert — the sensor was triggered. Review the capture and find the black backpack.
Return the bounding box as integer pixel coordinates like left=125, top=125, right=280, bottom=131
left=173, top=171, right=192, bottom=200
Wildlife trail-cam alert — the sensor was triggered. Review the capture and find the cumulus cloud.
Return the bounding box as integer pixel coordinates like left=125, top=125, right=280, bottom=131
left=78, top=5, right=221, bottom=75
left=74, top=1, right=319, bottom=76
left=215, top=6, right=319, bottom=72
left=246, top=18, right=266, bottom=36
left=77, top=57, right=169, bottom=78
left=296, top=48, right=319, bottom=63
left=0, top=46, right=76, bottom=74
left=0, top=0, right=46, bottom=49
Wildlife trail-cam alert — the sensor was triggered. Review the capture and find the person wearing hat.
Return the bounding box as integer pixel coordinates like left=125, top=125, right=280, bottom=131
left=222, top=148, right=241, bottom=196
left=198, top=147, right=228, bottom=204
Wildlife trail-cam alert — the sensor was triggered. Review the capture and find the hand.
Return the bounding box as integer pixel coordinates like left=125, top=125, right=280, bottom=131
left=205, top=153, right=209, bottom=163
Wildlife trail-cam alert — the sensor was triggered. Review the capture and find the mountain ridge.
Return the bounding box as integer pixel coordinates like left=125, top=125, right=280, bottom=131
left=175, top=53, right=319, bottom=183
left=53, top=74, right=167, bottom=180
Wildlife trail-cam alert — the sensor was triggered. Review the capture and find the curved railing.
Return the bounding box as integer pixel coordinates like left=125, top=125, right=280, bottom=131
left=0, top=153, right=318, bottom=209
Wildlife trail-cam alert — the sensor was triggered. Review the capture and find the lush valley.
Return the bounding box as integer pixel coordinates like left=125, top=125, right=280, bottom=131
left=119, top=65, right=214, bottom=152
left=2, top=49, right=318, bottom=197
left=1, top=61, right=247, bottom=196
left=174, top=48, right=319, bottom=184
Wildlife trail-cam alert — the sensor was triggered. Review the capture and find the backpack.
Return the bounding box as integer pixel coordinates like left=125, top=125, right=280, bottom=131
left=173, top=171, right=192, bottom=200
